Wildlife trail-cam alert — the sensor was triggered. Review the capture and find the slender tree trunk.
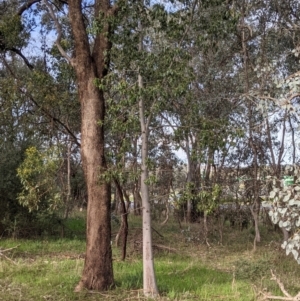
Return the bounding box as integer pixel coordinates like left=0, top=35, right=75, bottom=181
left=160, top=177, right=172, bottom=226
left=240, top=10, right=261, bottom=248
left=133, top=177, right=142, bottom=215
left=204, top=147, right=214, bottom=187
left=185, top=135, right=192, bottom=223
left=64, top=142, right=72, bottom=220
left=140, top=140, right=158, bottom=296
left=252, top=147, right=261, bottom=246
left=138, top=37, right=159, bottom=295
left=62, top=142, right=72, bottom=238
left=160, top=201, right=170, bottom=226
left=288, top=116, right=296, bottom=165
left=114, top=179, right=128, bottom=261
left=132, top=137, right=142, bottom=215
left=250, top=202, right=260, bottom=251
left=282, top=227, right=289, bottom=242
left=203, top=211, right=208, bottom=244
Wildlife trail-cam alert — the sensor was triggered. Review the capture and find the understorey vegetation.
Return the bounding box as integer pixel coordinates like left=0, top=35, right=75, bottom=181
left=0, top=214, right=300, bottom=301
left=1, top=0, right=300, bottom=298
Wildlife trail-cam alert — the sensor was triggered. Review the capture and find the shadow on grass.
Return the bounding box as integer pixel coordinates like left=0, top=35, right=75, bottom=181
left=114, top=255, right=253, bottom=300
left=157, top=264, right=231, bottom=293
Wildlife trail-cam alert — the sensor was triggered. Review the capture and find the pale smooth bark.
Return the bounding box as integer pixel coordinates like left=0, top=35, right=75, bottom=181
left=138, top=70, right=159, bottom=297
left=185, top=135, right=192, bottom=223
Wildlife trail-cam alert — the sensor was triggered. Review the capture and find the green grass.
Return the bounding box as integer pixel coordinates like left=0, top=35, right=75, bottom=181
left=1, top=215, right=300, bottom=300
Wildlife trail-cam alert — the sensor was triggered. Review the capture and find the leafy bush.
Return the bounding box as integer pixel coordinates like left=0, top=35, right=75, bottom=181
left=17, top=146, right=63, bottom=212
left=268, top=165, right=300, bottom=263
left=234, top=258, right=270, bottom=280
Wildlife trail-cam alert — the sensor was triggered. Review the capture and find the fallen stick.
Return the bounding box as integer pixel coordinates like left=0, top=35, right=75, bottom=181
left=0, top=245, right=20, bottom=253
left=153, top=244, right=177, bottom=253
left=0, top=245, right=20, bottom=265
left=151, top=226, right=164, bottom=238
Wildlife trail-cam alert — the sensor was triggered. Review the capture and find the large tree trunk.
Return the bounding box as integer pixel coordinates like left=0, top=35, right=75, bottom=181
left=74, top=76, right=114, bottom=291
left=68, top=0, right=114, bottom=291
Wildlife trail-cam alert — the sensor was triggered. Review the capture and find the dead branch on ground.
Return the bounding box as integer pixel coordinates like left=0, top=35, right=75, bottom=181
left=153, top=244, right=177, bottom=253
left=0, top=245, right=20, bottom=265
left=259, top=270, right=300, bottom=300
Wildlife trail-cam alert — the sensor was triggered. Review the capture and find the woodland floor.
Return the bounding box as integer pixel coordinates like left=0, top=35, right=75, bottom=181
left=0, top=213, right=299, bottom=301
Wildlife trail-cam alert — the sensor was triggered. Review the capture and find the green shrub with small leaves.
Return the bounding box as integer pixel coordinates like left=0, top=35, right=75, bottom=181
left=17, top=146, right=63, bottom=212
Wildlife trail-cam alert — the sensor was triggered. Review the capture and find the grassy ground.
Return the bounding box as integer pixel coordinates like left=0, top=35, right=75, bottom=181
left=1, top=214, right=300, bottom=301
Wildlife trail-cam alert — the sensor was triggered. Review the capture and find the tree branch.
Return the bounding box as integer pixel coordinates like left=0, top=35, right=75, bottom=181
left=68, top=0, right=91, bottom=69
left=3, top=57, right=80, bottom=146
left=8, top=47, right=34, bottom=70
left=26, top=93, right=81, bottom=147
left=43, top=0, right=74, bottom=65
left=260, top=270, right=300, bottom=301
left=270, top=270, right=292, bottom=298
left=18, top=0, right=41, bottom=15
left=0, top=245, right=20, bottom=265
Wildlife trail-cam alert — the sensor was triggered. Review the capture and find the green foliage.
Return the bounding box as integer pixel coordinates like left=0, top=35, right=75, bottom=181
left=98, top=163, right=139, bottom=187
left=195, top=0, right=239, bottom=51
left=5, top=216, right=300, bottom=300
left=0, top=50, right=80, bottom=238
left=234, top=258, right=270, bottom=281
left=180, top=183, right=222, bottom=215
left=17, top=146, right=63, bottom=212
left=0, top=15, right=28, bottom=50
left=100, top=1, right=194, bottom=200
left=1, top=209, right=65, bottom=238
left=197, top=184, right=222, bottom=214
left=0, top=136, right=35, bottom=237
left=62, top=217, right=86, bottom=239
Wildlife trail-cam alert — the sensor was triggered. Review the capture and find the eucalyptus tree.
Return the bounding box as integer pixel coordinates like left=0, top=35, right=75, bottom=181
left=166, top=0, right=240, bottom=223
left=0, top=0, right=82, bottom=233
left=0, top=65, right=35, bottom=236
left=148, top=127, right=180, bottom=223
left=103, top=94, right=139, bottom=260
left=1, top=0, right=195, bottom=292
left=260, top=0, right=300, bottom=260
left=230, top=0, right=300, bottom=247
left=104, top=1, right=194, bottom=295
left=0, top=0, right=120, bottom=291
